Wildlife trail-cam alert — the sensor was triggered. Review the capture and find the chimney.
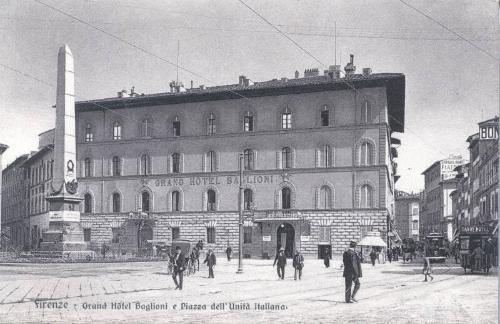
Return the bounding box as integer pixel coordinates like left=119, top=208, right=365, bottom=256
left=190, top=80, right=193, bottom=89
left=130, top=86, right=136, bottom=97
left=117, top=89, right=127, bottom=98
left=169, top=81, right=175, bottom=93
left=304, top=68, right=319, bottom=78
left=362, top=68, right=372, bottom=77
left=344, top=54, right=356, bottom=77
left=239, top=75, right=249, bottom=86
left=199, top=84, right=205, bottom=90
left=294, top=70, right=299, bottom=79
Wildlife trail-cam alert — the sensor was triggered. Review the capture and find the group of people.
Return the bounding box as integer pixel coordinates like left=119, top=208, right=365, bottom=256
left=273, top=248, right=305, bottom=280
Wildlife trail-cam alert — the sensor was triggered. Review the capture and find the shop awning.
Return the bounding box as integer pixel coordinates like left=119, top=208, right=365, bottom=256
left=357, top=231, right=387, bottom=247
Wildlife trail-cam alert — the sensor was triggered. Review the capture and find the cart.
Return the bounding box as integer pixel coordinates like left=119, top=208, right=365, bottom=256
left=425, top=233, right=446, bottom=263
left=458, top=225, right=493, bottom=275
left=172, top=239, right=199, bottom=276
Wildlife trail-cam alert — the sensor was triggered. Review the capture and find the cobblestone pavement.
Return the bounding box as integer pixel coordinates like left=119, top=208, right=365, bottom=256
left=0, top=257, right=497, bottom=323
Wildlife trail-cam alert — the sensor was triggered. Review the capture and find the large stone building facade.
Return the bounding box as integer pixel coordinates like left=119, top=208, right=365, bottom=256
left=1, top=65, right=405, bottom=258
left=394, top=190, right=420, bottom=241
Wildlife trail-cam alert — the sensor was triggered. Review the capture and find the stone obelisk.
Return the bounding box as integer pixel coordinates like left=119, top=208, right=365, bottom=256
left=41, top=45, right=88, bottom=258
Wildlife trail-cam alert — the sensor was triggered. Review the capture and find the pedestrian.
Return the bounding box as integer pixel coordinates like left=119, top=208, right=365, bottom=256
left=225, top=245, right=232, bottom=261
left=172, top=246, right=185, bottom=290
left=194, top=247, right=201, bottom=270
left=323, top=248, right=330, bottom=268
left=152, top=245, right=157, bottom=258
left=190, top=248, right=198, bottom=273
left=273, top=247, right=287, bottom=280
left=293, top=250, right=304, bottom=280
left=369, top=248, right=377, bottom=266
left=203, top=249, right=216, bottom=278
left=343, top=241, right=362, bottom=303
left=422, top=257, right=433, bottom=282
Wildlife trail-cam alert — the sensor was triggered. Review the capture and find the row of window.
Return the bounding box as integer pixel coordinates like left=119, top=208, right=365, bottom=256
left=82, top=184, right=375, bottom=214
left=82, top=142, right=376, bottom=177
left=84, top=102, right=375, bottom=142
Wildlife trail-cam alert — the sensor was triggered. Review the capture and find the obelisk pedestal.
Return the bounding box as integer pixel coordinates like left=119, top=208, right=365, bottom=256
left=39, top=45, right=92, bottom=259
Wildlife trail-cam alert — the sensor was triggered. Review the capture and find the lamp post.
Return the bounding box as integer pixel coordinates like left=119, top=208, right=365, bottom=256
left=237, top=153, right=244, bottom=273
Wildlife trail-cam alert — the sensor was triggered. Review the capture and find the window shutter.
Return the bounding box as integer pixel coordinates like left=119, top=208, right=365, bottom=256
left=292, top=148, right=296, bottom=168
left=331, top=146, right=336, bottom=167
left=107, top=158, right=112, bottom=177
left=202, top=153, right=206, bottom=172
left=216, top=152, right=220, bottom=172
left=253, top=150, right=258, bottom=170
left=275, top=190, right=280, bottom=209
left=166, top=155, right=171, bottom=174
left=315, top=148, right=321, bottom=168
left=315, top=187, right=320, bottom=209
left=276, top=151, right=282, bottom=169
left=137, top=157, right=140, bottom=175
left=180, top=153, right=184, bottom=173
left=202, top=192, right=207, bottom=211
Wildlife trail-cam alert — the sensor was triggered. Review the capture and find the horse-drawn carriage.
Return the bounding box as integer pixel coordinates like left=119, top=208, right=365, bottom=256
left=425, top=233, right=447, bottom=263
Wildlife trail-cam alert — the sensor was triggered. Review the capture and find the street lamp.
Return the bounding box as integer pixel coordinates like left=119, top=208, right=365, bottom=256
left=237, top=153, right=244, bottom=274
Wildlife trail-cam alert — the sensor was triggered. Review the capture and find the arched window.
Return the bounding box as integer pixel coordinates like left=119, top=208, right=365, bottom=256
left=321, top=105, right=330, bottom=127
left=142, top=191, right=150, bottom=212
left=243, top=149, right=254, bottom=170
left=84, top=193, right=92, bottom=213
left=207, top=113, right=216, bottom=135
left=84, top=158, right=92, bottom=177
left=281, top=107, right=292, bottom=129
left=282, top=147, right=292, bottom=169
left=173, top=116, right=181, bottom=137
left=141, top=154, right=151, bottom=175
left=282, top=187, right=291, bottom=209
left=172, top=153, right=181, bottom=173
left=360, top=142, right=374, bottom=166
left=319, top=185, right=332, bottom=209
left=361, top=101, right=372, bottom=123
left=172, top=191, right=180, bottom=212
left=113, top=121, right=122, bottom=140
left=207, top=189, right=216, bottom=211
left=360, top=185, right=373, bottom=208
left=141, top=119, right=152, bottom=137
left=206, top=151, right=217, bottom=172
left=244, top=111, right=254, bottom=132
left=244, top=189, right=253, bottom=210
left=112, top=192, right=121, bottom=213
left=112, top=156, right=121, bottom=176
left=85, top=123, right=94, bottom=142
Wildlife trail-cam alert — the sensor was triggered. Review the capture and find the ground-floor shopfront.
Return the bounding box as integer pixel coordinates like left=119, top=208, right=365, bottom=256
left=79, top=209, right=389, bottom=258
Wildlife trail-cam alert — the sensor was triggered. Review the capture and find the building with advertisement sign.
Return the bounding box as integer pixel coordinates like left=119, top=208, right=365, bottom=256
left=1, top=60, right=405, bottom=258
left=420, top=155, right=465, bottom=241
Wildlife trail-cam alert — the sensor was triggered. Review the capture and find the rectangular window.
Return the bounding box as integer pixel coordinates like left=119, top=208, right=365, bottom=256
left=412, top=222, right=419, bottom=230
left=111, top=228, right=120, bottom=243
left=319, top=226, right=331, bottom=243
left=321, top=110, right=329, bottom=126
left=173, top=121, right=181, bottom=136
left=172, top=227, right=180, bottom=240
left=83, top=228, right=91, bottom=242
left=244, top=227, right=252, bottom=244
left=244, top=115, right=254, bottom=132
left=207, top=227, right=216, bottom=244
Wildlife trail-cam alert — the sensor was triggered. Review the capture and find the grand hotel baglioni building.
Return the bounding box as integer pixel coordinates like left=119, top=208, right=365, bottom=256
left=5, top=61, right=406, bottom=258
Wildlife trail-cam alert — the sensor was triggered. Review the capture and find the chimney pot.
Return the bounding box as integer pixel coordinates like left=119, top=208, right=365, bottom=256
left=294, top=70, right=299, bottom=79
left=190, top=80, right=193, bottom=89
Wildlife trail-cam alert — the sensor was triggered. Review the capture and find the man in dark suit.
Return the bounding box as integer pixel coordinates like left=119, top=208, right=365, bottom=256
left=273, top=247, right=287, bottom=279
left=204, top=249, right=217, bottom=278
left=172, top=246, right=185, bottom=290
left=343, top=241, right=362, bottom=303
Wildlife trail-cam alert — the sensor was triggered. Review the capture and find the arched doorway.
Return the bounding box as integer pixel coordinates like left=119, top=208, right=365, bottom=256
left=277, top=222, right=295, bottom=257
left=137, top=222, right=153, bottom=255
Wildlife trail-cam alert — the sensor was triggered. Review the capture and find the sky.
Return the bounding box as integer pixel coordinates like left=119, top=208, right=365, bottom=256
left=0, top=0, right=499, bottom=193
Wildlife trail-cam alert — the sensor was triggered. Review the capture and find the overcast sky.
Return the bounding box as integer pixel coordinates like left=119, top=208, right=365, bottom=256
left=0, top=0, right=498, bottom=192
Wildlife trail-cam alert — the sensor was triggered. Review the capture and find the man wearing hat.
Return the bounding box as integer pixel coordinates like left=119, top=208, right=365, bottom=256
left=172, top=246, right=185, bottom=290
left=343, top=241, right=362, bottom=303
left=204, top=249, right=217, bottom=278
left=273, top=247, right=287, bottom=280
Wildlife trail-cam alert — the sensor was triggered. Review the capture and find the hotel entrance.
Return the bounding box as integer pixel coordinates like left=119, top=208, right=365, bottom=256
left=277, top=222, right=295, bottom=257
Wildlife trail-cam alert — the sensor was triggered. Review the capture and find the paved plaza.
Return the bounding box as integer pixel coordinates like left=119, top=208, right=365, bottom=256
left=0, top=257, right=497, bottom=323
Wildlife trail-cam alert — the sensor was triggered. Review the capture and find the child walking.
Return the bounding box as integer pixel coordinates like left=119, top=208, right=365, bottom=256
left=423, top=257, right=433, bottom=282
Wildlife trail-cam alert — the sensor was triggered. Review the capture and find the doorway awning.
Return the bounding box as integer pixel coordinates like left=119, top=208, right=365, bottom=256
left=358, top=231, right=387, bottom=247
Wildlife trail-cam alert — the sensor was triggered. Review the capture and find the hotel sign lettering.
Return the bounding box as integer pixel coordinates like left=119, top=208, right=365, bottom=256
left=461, top=225, right=490, bottom=235
left=154, top=175, right=275, bottom=187
left=479, top=124, right=498, bottom=140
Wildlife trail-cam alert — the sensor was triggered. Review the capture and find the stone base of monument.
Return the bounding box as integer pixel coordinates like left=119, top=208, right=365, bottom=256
left=37, top=219, right=95, bottom=260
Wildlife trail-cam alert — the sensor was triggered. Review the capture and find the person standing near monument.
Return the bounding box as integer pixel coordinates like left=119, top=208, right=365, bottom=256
left=225, top=245, right=232, bottom=261
left=172, top=246, right=185, bottom=290
left=343, top=241, right=362, bottom=303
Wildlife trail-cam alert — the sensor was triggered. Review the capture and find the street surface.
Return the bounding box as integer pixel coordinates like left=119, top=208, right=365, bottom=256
left=0, top=257, right=496, bottom=323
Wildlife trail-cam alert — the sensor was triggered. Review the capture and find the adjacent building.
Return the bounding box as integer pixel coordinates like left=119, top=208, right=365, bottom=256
left=395, top=190, right=420, bottom=241
left=0, top=143, right=8, bottom=248
left=1, top=60, right=406, bottom=258
left=420, top=155, right=464, bottom=241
